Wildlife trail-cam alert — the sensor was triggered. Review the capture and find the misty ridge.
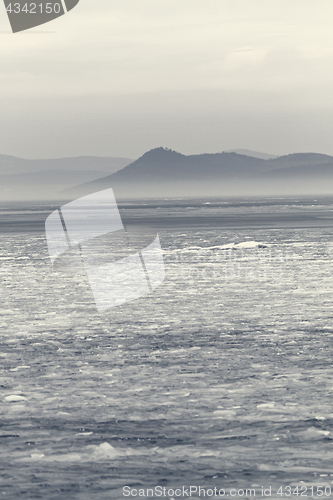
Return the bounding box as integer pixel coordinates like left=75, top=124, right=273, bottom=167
left=0, top=154, right=133, bottom=201
left=2, top=148, right=333, bottom=201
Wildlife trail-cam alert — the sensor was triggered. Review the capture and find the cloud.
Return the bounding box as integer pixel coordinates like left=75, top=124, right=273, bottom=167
left=1, top=0, right=333, bottom=156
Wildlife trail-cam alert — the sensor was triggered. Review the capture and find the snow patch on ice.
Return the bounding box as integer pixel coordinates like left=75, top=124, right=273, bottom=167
left=5, top=395, right=26, bottom=402
left=172, top=241, right=268, bottom=253
left=91, top=442, right=118, bottom=459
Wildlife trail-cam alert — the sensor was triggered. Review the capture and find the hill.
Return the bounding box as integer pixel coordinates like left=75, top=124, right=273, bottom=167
left=67, top=148, right=333, bottom=199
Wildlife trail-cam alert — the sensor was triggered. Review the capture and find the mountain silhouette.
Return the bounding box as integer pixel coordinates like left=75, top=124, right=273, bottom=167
left=68, top=148, right=333, bottom=198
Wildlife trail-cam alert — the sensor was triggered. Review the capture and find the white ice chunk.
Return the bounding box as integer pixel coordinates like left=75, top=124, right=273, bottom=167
left=5, top=395, right=26, bottom=402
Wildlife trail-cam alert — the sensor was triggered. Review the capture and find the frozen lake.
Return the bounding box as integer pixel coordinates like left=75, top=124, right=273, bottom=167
left=1, top=197, right=333, bottom=499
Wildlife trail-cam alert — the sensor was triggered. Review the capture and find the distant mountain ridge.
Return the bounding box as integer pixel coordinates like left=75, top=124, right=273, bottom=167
left=0, top=154, right=133, bottom=200
left=69, top=147, right=333, bottom=198
left=225, top=149, right=278, bottom=160
left=2, top=148, right=333, bottom=200
left=0, top=154, right=133, bottom=176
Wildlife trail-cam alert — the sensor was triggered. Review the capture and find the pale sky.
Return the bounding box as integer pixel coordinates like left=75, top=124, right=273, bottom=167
left=1, top=0, right=333, bottom=159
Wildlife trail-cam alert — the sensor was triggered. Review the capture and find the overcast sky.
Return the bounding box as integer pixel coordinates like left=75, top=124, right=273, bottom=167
left=1, top=0, right=333, bottom=159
